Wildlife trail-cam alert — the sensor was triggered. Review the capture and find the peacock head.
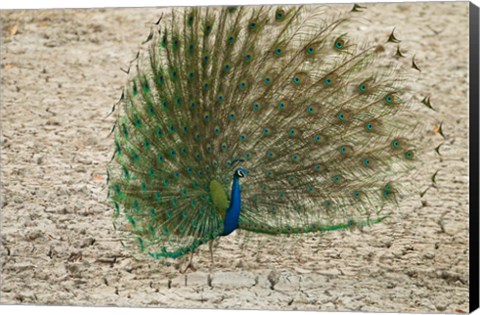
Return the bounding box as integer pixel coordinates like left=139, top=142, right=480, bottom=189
left=231, top=158, right=247, bottom=179
left=234, top=167, right=248, bottom=179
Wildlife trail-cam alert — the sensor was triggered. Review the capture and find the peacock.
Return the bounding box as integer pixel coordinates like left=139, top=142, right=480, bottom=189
left=107, top=3, right=440, bottom=272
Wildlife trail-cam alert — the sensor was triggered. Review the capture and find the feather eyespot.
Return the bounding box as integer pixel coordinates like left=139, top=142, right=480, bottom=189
left=339, top=145, right=353, bottom=156
left=161, top=35, right=168, bottom=48
left=391, top=139, right=400, bottom=149
left=363, top=158, right=370, bottom=166
left=187, top=14, right=194, bottom=26
left=324, top=74, right=338, bottom=87
left=204, top=24, right=212, bottom=35
left=359, top=83, right=368, bottom=93
left=334, top=37, right=346, bottom=50
left=172, top=37, right=180, bottom=50
left=144, top=138, right=150, bottom=149
left=384, top=93, right=397, bottom=105
left=156, top=127, right=163, bottom=138
left=239, top=81, right=248, bottom=90
left=275, top=9, right=286, bottom=21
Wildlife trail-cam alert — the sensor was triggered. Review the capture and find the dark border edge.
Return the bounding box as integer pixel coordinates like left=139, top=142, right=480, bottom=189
left=470, top=1, right=480, bottom=314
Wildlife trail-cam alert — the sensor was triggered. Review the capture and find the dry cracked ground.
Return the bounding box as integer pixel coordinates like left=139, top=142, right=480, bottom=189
left=0, top=2, right=471, bottom=313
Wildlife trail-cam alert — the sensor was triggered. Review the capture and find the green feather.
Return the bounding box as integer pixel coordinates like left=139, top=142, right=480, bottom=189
left=107, top=4, right=436, bottom=261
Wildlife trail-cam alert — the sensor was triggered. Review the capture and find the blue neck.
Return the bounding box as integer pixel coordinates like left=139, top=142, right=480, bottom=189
left=221, top=176, right=241, bottom=236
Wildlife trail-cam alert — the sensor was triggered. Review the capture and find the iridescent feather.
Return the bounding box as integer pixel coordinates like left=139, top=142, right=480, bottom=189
left=107, top=4, right=439, bottom=262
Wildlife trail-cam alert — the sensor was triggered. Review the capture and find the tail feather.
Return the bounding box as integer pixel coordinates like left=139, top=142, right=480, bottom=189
left=239, top=216, right=388, bottom=235
left=107, top=4, right=440, bottom=260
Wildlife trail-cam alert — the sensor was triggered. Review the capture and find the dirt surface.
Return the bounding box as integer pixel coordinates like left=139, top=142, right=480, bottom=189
left=0, top=2, right=471, bottom=313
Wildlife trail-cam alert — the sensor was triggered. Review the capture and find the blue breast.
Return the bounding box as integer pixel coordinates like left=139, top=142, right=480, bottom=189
left=221, top=176, right=241, bottom=236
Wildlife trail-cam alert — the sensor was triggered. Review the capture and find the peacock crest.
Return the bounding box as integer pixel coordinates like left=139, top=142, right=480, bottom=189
left=107, top=4, right=441, bottom=266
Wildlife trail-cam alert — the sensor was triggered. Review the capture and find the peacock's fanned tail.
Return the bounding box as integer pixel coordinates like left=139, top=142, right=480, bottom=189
left=108, top=4, right=437, bottom=259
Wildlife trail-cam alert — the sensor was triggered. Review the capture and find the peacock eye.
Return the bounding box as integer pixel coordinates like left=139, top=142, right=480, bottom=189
left=384, top=94, right=396, bottom=104
left=237, top=170, right=245, bottom=177
left=275, top=9, right=285, bottom=21
left=335, top=38, right=345, bottom=50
